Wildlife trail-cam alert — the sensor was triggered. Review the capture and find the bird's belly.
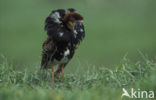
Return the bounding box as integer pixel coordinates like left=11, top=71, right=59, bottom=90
left=51, top=47, right=73, bottom=65
left=53, top=56, right=69, bottom=65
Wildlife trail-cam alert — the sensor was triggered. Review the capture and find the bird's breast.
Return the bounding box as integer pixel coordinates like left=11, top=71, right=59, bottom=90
left=51, top=42, right=75, bottom=65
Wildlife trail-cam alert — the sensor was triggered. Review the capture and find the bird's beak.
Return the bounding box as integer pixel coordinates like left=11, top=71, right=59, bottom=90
left=67, top=21, right=76, bottom=30
left=69, top=21, right=76, bottom=27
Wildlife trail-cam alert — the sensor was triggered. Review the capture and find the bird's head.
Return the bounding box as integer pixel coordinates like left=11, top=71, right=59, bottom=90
left=63, top=10, right=83, bottom=31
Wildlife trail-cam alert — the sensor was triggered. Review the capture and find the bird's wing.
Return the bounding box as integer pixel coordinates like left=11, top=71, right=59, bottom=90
left=76, top=21, right=85, bottom=39
left=44, top=14, right=61, bottom=36
left=44, top=9, right=64, bottom=36
left=72, top=21, right=85, bottom=45
left=44, top=10, right=66, bottom=41
left=44, top=16, right=60, bottom=31
left=41, top=37, right=56, bottom=69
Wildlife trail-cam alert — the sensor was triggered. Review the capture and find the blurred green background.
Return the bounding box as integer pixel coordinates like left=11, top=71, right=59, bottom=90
left=0, top=0, right=156, bottom=71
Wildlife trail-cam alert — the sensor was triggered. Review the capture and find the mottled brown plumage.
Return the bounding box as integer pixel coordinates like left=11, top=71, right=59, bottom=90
left=63, top=12, right=83, bottom=23
left=41, top=37, right=55, bottom=69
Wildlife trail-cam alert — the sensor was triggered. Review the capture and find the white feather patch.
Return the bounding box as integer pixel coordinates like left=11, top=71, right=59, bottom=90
left=59, top=32, right=64, bottom=37
left=74, top=30, right=78, bottom=34
left=52, top=49, right=70, bottom=64
left=50, top=12, right=61, bottom=23
left=64, top=49, right=70, bottom=56
left=80, top=29, right=84, bottom=32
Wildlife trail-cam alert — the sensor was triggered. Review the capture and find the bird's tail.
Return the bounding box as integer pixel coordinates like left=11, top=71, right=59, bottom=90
left=40, top=53, right=49, bottom=69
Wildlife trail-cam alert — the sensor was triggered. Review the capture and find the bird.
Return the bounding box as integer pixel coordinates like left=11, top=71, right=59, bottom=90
left=41, top=8, right=85, bottom=81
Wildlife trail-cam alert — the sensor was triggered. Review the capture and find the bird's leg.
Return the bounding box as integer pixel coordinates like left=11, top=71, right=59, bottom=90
left=61, top=64, right=64, bottom=82
left=54, top=65, right=62, bottom=77
left=51, top=65, right=54, bottom=81
left=54, top=64, right=64, bottom=77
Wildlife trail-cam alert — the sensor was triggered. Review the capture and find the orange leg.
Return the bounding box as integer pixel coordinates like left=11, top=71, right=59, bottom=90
left=51, top=65, right=54, bottom=81
left=61, top=64, right=64, bottom=82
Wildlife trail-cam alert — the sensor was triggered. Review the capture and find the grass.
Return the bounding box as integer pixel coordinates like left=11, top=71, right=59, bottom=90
left=0, top=53, right=155, bottom=100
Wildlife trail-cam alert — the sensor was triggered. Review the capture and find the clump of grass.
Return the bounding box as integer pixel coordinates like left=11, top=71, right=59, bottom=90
left=0, top=53, right=155, bottom=100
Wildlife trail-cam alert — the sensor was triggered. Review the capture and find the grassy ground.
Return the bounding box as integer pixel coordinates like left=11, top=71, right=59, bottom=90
left=0, top=52, right=155, bottom=100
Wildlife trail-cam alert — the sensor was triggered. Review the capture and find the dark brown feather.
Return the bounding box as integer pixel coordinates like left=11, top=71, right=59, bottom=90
left=41, top=37, right=56, bottom=69
left=63, top=12, right=83, bottom=23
